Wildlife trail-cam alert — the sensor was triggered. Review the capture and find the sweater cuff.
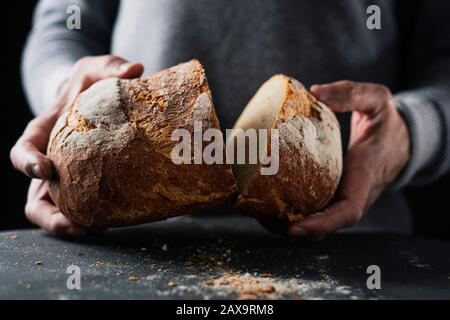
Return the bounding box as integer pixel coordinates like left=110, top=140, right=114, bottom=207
left=36, top=64, right=72, bottom=115
left=390, top=94, right=443, bottom=190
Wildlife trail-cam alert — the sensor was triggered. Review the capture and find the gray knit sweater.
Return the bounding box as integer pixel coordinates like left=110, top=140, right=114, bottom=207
left=22, top=0, right=450, bottom=233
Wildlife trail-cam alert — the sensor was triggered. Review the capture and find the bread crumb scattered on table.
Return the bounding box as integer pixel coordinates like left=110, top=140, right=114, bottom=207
left=128, top=275, right=139, bottom=282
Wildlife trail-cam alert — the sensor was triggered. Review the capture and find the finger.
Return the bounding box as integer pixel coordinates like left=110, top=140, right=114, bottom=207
left=25, top=197, right=87, bottom=237
left=10, top=109, right=59, bottom=179
left=259, top=219, right=326, bottom=243
left=116, top=62, right=145, bottom=79
left=75, top=55, right=144, bottom=83
left=26, top=180, right=87, bottom=237
left=63, top=56, right=144, bottom=110
left=287, top=199, right=361, bottom=238
left=288, top=144, right=371, bottom=238
left=310, top=81, right=391, bottom=115
left=96, top=58, right=144, bottom=80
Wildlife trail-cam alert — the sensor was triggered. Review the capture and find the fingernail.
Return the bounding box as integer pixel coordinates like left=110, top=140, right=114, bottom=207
left=287, top=226, right=309, bottom=237
left=31, top=164, right=44, bottom=179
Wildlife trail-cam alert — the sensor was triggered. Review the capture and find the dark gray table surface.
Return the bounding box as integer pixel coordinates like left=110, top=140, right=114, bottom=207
left=0, top=215, right=449, bottom=300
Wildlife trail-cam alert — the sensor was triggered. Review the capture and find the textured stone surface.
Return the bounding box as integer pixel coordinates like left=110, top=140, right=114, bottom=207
left=1, top=216, right=449, bottom=299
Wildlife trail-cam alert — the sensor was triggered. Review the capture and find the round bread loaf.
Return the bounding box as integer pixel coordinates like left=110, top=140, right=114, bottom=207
left=47, top=60, right=237, bottom=227
left=231, top=75, right=343, bottom=223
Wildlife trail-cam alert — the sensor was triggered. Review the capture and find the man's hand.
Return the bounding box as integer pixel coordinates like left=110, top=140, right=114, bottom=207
left=286, top=81, right=410, bottom=240
left=10, top=55, right=144, bottom=236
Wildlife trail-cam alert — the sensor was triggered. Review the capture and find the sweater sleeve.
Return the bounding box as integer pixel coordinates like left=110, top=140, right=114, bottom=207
left=391, top=0, right=450, bottom=189
left=22, top=0, right=119, bottom=115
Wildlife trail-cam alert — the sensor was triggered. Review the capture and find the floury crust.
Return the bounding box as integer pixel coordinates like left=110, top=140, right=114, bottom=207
left=47, top=60, right=237, bottom=227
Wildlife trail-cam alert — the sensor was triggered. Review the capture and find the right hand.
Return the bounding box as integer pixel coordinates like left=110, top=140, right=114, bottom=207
left=10, top=55, right=144, bottom=236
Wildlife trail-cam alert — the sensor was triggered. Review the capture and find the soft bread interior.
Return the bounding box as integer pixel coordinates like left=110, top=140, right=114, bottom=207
left=229, top=75, right=287, bottom=192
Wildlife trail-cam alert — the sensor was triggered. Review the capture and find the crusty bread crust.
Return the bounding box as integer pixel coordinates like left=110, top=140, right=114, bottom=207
left=48, top=60, right=237, bottom=227
left=233, top=76, right=343, bottom=222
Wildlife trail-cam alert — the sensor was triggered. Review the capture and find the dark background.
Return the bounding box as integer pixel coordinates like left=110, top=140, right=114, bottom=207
left=3, top=1, right=450, bottom=238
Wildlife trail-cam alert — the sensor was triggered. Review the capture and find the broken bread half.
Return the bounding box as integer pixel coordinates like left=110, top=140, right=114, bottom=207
left=47, top=60, right=237, bottom=228
left=230, top=75, right=343, bottom=223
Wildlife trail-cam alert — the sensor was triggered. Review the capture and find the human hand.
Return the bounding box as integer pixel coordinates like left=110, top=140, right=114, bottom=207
left=285, top=81, right=410, bottom=240
left=10, top=55, right=144, bottom=236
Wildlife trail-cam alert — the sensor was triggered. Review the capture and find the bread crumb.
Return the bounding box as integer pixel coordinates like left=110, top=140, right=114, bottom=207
left=168, top=281, right=177, bottom=287
left=319, top=266, right=328, bottom=273
left=203, top=279, right=215, bottom=286
left=259, top=273, right=272, bottom=278
left=258, top=285, right=276, bottom=294
left=239, top=292, right=258, bottom=300
left=128, top=276, right=139, bottom=282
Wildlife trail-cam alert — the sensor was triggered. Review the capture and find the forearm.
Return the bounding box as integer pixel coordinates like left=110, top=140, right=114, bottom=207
left=389, top=0, right=450, bottom=188
left=22, top=0, right=118, bottom=115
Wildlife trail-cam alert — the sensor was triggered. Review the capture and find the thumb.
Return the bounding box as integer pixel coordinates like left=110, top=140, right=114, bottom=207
left=10, top=108, right=59, bottom=179
left=310, top=81, right=391, bottom=116
left=113, top=61, right=145, bottom=79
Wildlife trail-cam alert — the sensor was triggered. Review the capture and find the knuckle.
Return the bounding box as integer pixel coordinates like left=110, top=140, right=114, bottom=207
left=73, top=55, right=124, bottom=86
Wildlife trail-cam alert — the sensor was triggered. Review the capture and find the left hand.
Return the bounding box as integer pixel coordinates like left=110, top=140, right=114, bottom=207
left=285, top=81, right=410, bottom=240
left=10, top=55, right=144, bottom=236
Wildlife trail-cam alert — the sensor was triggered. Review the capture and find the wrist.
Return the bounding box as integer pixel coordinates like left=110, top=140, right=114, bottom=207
left=388, top=95, right=443, bottom=190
